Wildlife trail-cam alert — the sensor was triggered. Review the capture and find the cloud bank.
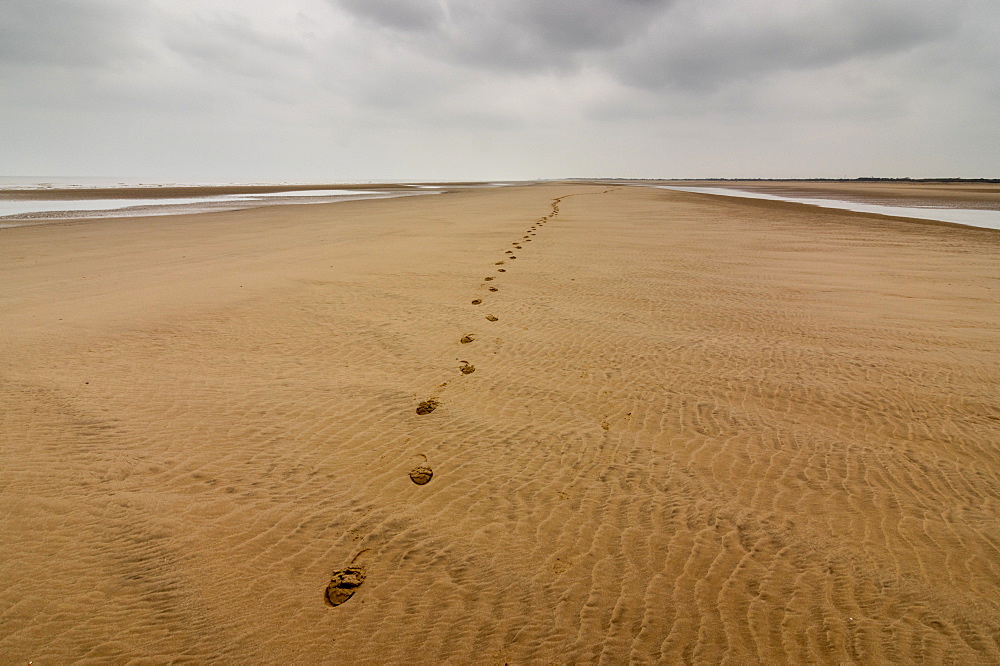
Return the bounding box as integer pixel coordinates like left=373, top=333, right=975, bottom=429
left=1, top=0, right=996, bottom=180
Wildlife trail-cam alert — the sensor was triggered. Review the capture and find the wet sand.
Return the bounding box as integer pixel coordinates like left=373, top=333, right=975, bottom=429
left=1, top=184, right=998, bottom=662
left=0, top=182, right=426, bottom=201
left=670, top=180, right=1000, bottom=211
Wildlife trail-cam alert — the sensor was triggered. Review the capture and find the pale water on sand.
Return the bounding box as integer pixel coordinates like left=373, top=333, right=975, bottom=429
left=0, top=187, right=440, bottom=227
left=654, top=185, right=1000, bottom=231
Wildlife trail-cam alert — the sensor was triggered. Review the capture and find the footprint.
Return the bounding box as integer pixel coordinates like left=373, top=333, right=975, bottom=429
left=485, top=315, right=498, bottom=321
left=488, top=287, right=498, bottom=292
left=460, top=334, right=476, bottom=344
left=484, top=277, right=494, bottom=281
left=509, top=256, right=516, bottom=259
left=409, top=465, right=433, bottom=485
left=416, top=398, right=439, bottom=415
left=325, top=551, right=369, bottom=607
left=472, top=299, right=482, bottom=305
left=505, top=250, right=513, bottom=254
left=514, top=245, right=522, bottom=249
left=459, top=361, right=476, bottom=374
left=495, top=261, right=505, bottom=265
left=497, top=268, right=506, bottom=272
left=325, top=568, right=366, bottom=606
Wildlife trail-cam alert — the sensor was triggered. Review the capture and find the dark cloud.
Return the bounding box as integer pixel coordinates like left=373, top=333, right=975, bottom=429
left=458, top=0, right=674, bottom=52
left=613, top=1, right=964, bottom=91
left=334, top=0, right=676, bottom=72
left=334, top=0, right=967, bottom=91
left=336, top=0, right=444, bottom=31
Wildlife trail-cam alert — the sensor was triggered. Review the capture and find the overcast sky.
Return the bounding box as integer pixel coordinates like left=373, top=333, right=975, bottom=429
left=1, top=0, right=997, bottom=181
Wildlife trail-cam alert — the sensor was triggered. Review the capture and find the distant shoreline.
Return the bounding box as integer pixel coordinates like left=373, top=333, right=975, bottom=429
left=0, top=182, right=490, bottom=202
left=598, top=179, right=1000, bottom=214
left=577, top=177, right=1000, bottom=184
left=0, top=182, right=520, bottom=227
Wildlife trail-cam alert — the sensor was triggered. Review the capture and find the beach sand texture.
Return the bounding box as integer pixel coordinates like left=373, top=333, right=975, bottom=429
left=1, top=184, right=998, bottom=663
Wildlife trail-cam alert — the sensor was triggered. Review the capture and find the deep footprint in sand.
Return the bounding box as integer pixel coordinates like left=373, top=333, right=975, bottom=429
left=484, top=277, right=494, bottom=281
left=460, top=334, right=476, bottom=344
left=505, top=250, right=513, bottom=254
left=416, top=398, right=439, bottom=415
left=472, top=299, right=482, bottom=305
left=485, top=315, right=498, bottom=321
left=459, top=361, right=476, bottom=374
left=488, top=286, right=498, bottom=292
left=495, top=261, right=505, bottom=265
left=408, top=453, right=434, bottom=486
left=325, top=564, right=367, bottom=607
left=409, top=465, right=433, bottom=485
left=497, top=268, right=506, bottom=272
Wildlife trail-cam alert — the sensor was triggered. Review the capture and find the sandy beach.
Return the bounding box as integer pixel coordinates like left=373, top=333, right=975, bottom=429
left=1, top=183, right=998, bottom=663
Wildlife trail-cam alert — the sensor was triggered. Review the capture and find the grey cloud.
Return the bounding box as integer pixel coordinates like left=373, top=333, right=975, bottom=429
left=1, top=0, right=998, bottom=180
left=614, top=1, right=964, bottom=91
left=158, top=13, right=311, bottom=84
left=334, top=0, right=676, bottom=72
left=336, top=0, right=444, bottom=31
left=459, top=0, right=673, bottom=52
left=0, top=0, right=148, bottom=67
left=0, top=1, right=321, bottom=125
left=331, top=0, right=968, bottom=93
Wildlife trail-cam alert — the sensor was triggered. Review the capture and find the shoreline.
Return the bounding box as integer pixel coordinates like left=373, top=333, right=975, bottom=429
left=645, top=184, right=1000, bottom=231
left=636, top=179, right=1000, bottom=210
left=0, top=181, right=523, bottom=228
left=0, top=190, right=441, bottom=229
left=0, top=181, right=499, bottom=200
left=6, top=179, right=1000, bottom=233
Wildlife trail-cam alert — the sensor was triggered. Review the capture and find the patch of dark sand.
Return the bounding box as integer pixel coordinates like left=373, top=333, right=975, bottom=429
left=416, top=399, right=440, bottom=415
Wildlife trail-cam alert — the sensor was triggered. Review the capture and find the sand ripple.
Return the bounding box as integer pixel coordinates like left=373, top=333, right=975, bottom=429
left=1, top=185, right=998, bottom=662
